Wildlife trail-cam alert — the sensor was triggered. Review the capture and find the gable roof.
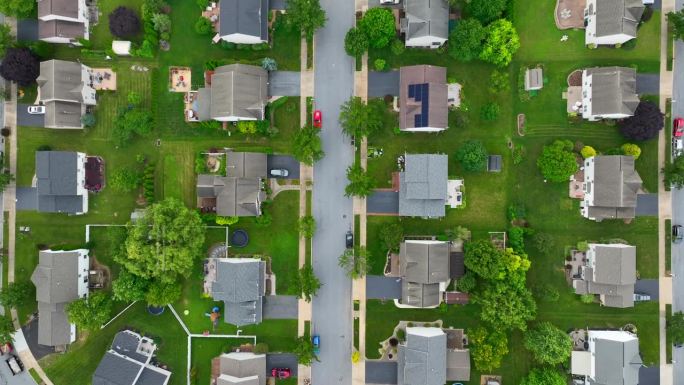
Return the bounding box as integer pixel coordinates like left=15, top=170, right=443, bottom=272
left=591, top=331, right=641, bottom=385
left=38, top=0, right=79, bottom=19
left=219, top=0, right=269, bottom=41
left=446, top=349, right=470, bottom=381
left=399, top=65, right=448, bottom=130
left=226, top=152, right=267, bottom=178
left=400, top=240, right=450, bottom=284
left=37, top=60, right=87, bottom=102
left=399, top=154, right=448, bottom=217
left=587, top=155, right=643, bottom=220
left=204, top=64, right=268, bottom=121
left=35, top=151, right=85, bottom=213
left=574, top=244, right=636, bottom=308
left=594, top=0, right=644, bottom=38
left=402, top=0, right=448, bottom=42
left=211, top=259, right=266, bottom=326
left=401, top=280, right=441, bottom=307
left=39, top=19, right=85, bottom=40
left=398, top=327, right=447, bottom=385
left=586, top=67, right=639, bottom=117
left=197, top=175, right=264, bottom=217
left=218, top=353, right=266, bottom=385
left=93, top=331, right=171, bottom=385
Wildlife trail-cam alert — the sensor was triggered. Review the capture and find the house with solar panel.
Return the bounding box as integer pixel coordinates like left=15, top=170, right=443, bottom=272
left=399, top=65, right=448, bottom=132
left=584, top=0, right=644, bottom=46
left=580, top=67, right=639, bottom=121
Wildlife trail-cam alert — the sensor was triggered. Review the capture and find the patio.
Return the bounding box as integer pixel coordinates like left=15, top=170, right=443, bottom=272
left=564, top=86, right=583, bottom=114
left=569, top=166, right=585, bottom=199
left=170, top=67, right=192, bottom=93
left=89, top=68, right=116, bottom=90
left=566, top=249, right=586, bottom=283
left=201, top=2, right=220, bottom=33
left=555, top=0, right=586, bottom=29
left=447, top=179, right=464, bottom=208
left=185, top=91, right=200, bottom=122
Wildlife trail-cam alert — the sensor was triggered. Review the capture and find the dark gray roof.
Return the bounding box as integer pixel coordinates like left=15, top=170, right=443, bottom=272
left=211, top=259, right=266, bottom=326
left=399, top=154, right=448, bottom=217
left=196, top=175, right=264, bottom=217
left=203, top=64, right=268, bottom=121
left=587, top=155, right=642, bottom=220
left=219, top=353, right=266, bottom=385
left=397, top=328, right=447, bottom=385
left=574, top=244, right=636, bottom=308
left=35, top=151, right=85, bottom=214
left=586, top=67, right=639, bottom=117
left=226, top=152, right=267, bottom=178
left=38, top=19, right=85, bottom=40
left=137, top=368, right=172, bottom=385
left=93, top=331, right=171, bottom=385
left=38, top=0, right=79, bottom=18
left=219, top=0, right=269, bottom=41
left=593, top=335, right=641, bottom=385
left=402, top=0, right=448, bottom=42
left=93, top=352, right=143, bottom=385
left=449, top=252, right=464, bottom=279
left=399, top=241, right=450, bottom=284
left=488, top=155, right=502, bottom=172
left=594, top=0, right=644, bottom=38
left=401, top=281, right=440, bottom=307
left=111, top=332, right=149, bottom=364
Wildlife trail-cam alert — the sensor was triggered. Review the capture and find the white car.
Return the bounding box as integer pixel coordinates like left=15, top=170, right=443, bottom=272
left=270, top=169, right=289, bottom=177
left=380, top=0, right=400, bottom=4
left=27, top=105, right=45, bottom=114
left=673, top=138, right=684, bottom=157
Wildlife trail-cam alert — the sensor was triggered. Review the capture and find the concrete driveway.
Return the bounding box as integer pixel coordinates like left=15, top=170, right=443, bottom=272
left=366, top=275, right=402, bottom=299
left=634, top=279, right=658, bottom=301
left=17, top=19, right=38, bottom=42
left=367, top=191, right=399, bottom=215
left=635, top=193, right=658, bottom=216
left=21, top=318, right=54, bottom=360
left=266, top=353, right=298, bottom=376
left=365, top=361, right=398, bottom=384
left=269, top=71, right=301, bottom=97
left=262, top=295, right=298, bottom=319
left=267, top=154, right=300, bottom=179
left=17, top=104, right=45, bottom=127
left=368, top=71, right=400, bottom=98
left=636, top=73, right=660, bottom=95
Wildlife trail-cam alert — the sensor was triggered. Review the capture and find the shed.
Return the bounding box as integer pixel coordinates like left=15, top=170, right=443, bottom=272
left=488, top=155, right=502, bottom=173
left=525, top=68, right=543, bottom=91
left=112, top=40, right=131, bottom=56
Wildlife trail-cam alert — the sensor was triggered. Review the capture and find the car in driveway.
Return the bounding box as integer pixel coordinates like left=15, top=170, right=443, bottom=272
left=674, top=117, right=684, bottom=138
left=312, top=335, right=320, bottom=355
left=346, top=230, right=353, bottom=249
left=313, top=109, right=322, bottom=128
left=270, top=169, right=289, bottom=177
left=271, top=368, right=291, bottom=379
left=633, top=293, right=651, bottom=302
left=27, top=105, right=45, bottom=114
left=673, top=224, right=683, bottom=243
left=380, top=0, right=400, bottom=3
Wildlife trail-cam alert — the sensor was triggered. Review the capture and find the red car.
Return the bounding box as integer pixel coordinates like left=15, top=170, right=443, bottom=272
left=674, top=117, right=684, bottom=138
left=271, top=368, right=291, bottom=379
left=313, top=110, right=322, bottom=128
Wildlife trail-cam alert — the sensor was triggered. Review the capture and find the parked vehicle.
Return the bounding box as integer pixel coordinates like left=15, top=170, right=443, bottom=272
left=673, top=138, right=684, bottom=157
left=633, top=293, right=651, bottom=302
left=270, top=169, right=289, bottom=177
left=271, top=367, right=291, bottom=379
left=380, top=0, right=400, bottom=4
left=313, top=109, right=322, bottom=128
left=27, top=105, right=45, bottom=114
left=312, top=335, right=320, bottom=355
left=6, top=355, right=24, bottom=375
left=673, top=224, right=683, bottom=243
left=674, top=117, right=684, bottom=138
left=346, top=230, right=353, bottom=249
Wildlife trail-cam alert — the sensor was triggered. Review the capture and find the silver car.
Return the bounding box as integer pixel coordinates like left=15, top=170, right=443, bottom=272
left=270, top=168, right=289, bottom=177
left=27, top=105, right=45, bottom=114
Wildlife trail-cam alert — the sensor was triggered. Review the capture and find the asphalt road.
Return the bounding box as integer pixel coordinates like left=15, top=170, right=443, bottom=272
left=310, top=0, right=355, bottom=384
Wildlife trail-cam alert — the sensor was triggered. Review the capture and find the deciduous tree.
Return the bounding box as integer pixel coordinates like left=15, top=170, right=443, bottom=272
left=668, top=311, right=684, bottom=345
left=65, top=292, right=113, bottom=331
left=338, top=247, right=370, bottom=279
left=109, top=7, right=141, bottom=38
left=113, top=108, right=153, bottom=146
left=110, top=168, right=141, bottom=192
left=145, top=279, right=182, bottom=306
left=520, top=367, right=567, bottom=385
left=668, top=10, right=684, bottom=41
left=464, top=240, right=504, bottom=280
left=455, top=139, right=489, bottom=172
left=0, top=24, right=13, bottom=58
left=292, top=264, right=321, bottom=302
left=285, top=0, right=327, bottom=39
left=359, top=8, right=396, bottom=48
left=476, top=281, right=536, bottom=331
left=480, top=19, right=520, bottom=67
left=0, top=316, right=14, bottom=344
left=345, top=162, right=376, bottom=197
left=298, top=215, right=316, bottom=238
left=0, top=0, right=35, bottom=18
left=112, top=269, right=150, bottom=302
left=469, top=327, right=509, bottom=372
left=664, top=155, right=684, bottom=188
left=294, top=336, right=318, bottom=365
left=380, top=223, right=403, bottom=252
left=466, top=0, right=507, bottom=24
left=618, top=101, right=663, bottom=141
left=292, top=126, right=324, bottom=165
left=448, top=18, right=485, bottom=61
left=195, top=17, right=213, bottom=35
left=536, top=139, right=578, bottom=182
left=523, top=322, right=573, bottom=365
left=345, top=27, right=369, bottom=58
left=0, top=282, right=32, bottom=308
left=0, top=48, right=39, bottom=86
left=339, top=96, right=384, bottom=138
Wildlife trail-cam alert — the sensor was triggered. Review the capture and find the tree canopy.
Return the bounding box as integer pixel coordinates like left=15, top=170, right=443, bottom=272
left=618, top=101, right=664, bottom=141
left=110, top=168, right=141, bottom=192
left=456, top=139, right=489, bottom=172
left=668, top=311, right=684, bottom=345
left=118, top=198, right=205, bottom=284
left=294, top=336, right=318, bottom=365
left=467, top=0, right=507, bottom=24
left=665, top=155, right=684, bottom=189
left=448, top=18, right=485, bottom=61
left=464, top=240, right=506, bottom=280
left=668, top=10, right=684, bottom=41
left=345, top=27, right=369, bottom=58
left=285, top=0, right=327, bottom=39
left=469, top=327, right=509, bottom=372
left=145, top=279, right=182, bottom=306
left=520, top=367, right=567, bottom=385
left=338, top=247, right=370, bottom=279
left=112, top=269, right=150, bottom=302
left=195, top=17, right=213, bottom=35
left=0, top=282, right=32, bottom=308
left=293, top=264, right=321, bottom=302
left=0, top=47, right=40, bottom=86
left=65, top=292, right=113, bottom=331
left=477, top=280, right=536, bottom=331
left=359, top=8, right=396, bottom=49
left=113, top=107, right=153, bottom=146
left=0, top=24, right=13, bottom=58
left=523, top=322, right=573, bottom=365
left=109, top=7, right=142, bottom=38
left=0, top=0, right=35, bottom=18
left=292, top=126, right=325, bottom=165
left=339, top=96, right=385, bottom=138
left=380, top=223, right=403, bottom=253
left=298, top=215, right=316, bottom=238
left=480, top=20, right=520, bottom=67
left=536, top=139, right=578, bottom=182
left=345, top=162, right=376, bottom=197
left=0, top=316, right=14, bottom=344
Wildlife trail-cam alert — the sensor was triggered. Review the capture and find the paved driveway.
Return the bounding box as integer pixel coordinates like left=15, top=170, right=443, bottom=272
left=366, top=275, right=402, bottom=300
left=636, top=73, right=660, bottom=95
left=269, top=71, right=301, bottom=97
left=365, top=361, right=398, bottom=384
left=17, top=104, right=45, bottom=127
left=270, top=0, right=287, bottom=9
left=267, top=154, right=300, bottom=179
left=634, top=279, right=658, bottom=300
left=266, top=353, right=298, bottom=376
left=635, top=193, right=658, bottom=216
left=368, top=71, right=400, bottom=98
left=367, top=191, right=399, bottom=215
left=639, top=366, right=659, bottom=385
left=21, top=318, right=54, bottom=360
left=262, top=295, right=298, bottom=319
left=0, top=352, right=38, bottom=385
left=17, top=19, right=38, bottom=42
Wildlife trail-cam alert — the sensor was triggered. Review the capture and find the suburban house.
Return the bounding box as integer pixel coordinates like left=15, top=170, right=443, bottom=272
left=30, top=249, right=89, bottom=347
left=205, top=257, right=266, bottom=326
left=584, top=0, right=644, bottom=46
left=572, top=243, right=636, bottom=307
left=212, top=352, right=266, bottom=385
left=400, top=0, right=448, bottom=48
left=197, top=152, right=266, bottom=217
left=192, top=64, right=268, bottom=122
left=218, top=0, right=269, bottom=44
left=399, top=65, right=448, bottom=132
left=571, top=330, right=641, bottom=385
left=37, top=0, right=90, bottom=45
left=581, top=66, right=639, bottom=121
left=399, top=154, right=449, bottom=218
left=92, top=330, right=172, bottom=385
left=37, top=59, right=97, bottom=129
left=399, top=240, right=450, bottom=308
left=397, top=327, right=471, bottom=385
left=581, top=155, right=643, bottom=221
left=35, top=151, right=89, bottom=214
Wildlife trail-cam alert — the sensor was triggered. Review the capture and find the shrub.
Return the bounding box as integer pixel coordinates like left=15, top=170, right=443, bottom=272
left=390, top=39, right=405, bottom=55
left=195, top=17, right=213, bottom=35
left=261, top=57, right=277, bottom=71
left=456, top=140, right=488, bottom=172
left=480, top=102, right=500, bottom=121
left=512, top=145, right=525, bottom=165
left=489, top=70, right=510, bottom=94
left=237, top=121, right=257, bottom=134
left=621, top=143, right=641, bottom=159
left=457, top=272, right=476, bottom=293
left=580, top=145, right=597, bottom=159
left=373, top=58, right=386, bottom=71
left=109, top=7, right=141, bottom=38
left=580, top=294, right=595, bottom=303
left=216, top=216, right=239, bottom=226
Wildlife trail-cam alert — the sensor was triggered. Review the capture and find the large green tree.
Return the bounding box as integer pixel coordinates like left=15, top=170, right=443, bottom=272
left=112, top=269, right=150, bottom=302
left=0, top=315, right=14, bottom=343
left=0, top=0, right=35, bottom=18
left=665, top=155, right=684, bottom=188
left=345, top=162, right=376, bottom=197
left=0, top=282, right=32, bottom=308
left=292, top=126, right=325, bottom=166
left=118, top=198, right=205, bottom=283
left=0, top=24, right=13, bottom=58
left=339, top=96, right=384, bottom=138
left=359, top=8, right=396, bottom=49
left=285, top=0, right=326, bottom=39
left=145, top=279, right=182, bottom=306
left=293, top=264, right=321, bottom=302
left=344, top=27, right=369, bottom=58
left=523, top=322, right=573, bottom=365
left=294, top=336, right=318, bottom=365
left=480, top=19, right=520, bottom=67
left=448, top=18, right=485, bottom=61
left=456, top=139, right=489, bottom=172
left=466, top=0, right=507, bottom=24
left=668, top=311, right=684, bottom=345
left=338, top=247, right=370, bottom=279
left=464, top=240, right=504, bottom=280
left=65, top=292, right=113, bottom=331
left=477, top=281, right=536, bottom=331
left=520, top=367, right=567, bottom=385
left=537, top=139, right=578, bottom=182
left=469, top=327, right=509, bottom=372
left=113, top=108, right=153, bottom=146
left=668, top=10, right=684, bottom=40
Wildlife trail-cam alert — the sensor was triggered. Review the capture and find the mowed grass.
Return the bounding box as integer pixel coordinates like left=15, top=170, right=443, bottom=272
left=162, top=154, right=182, bottom=201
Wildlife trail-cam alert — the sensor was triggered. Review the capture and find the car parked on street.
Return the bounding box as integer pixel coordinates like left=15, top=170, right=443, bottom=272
left=673, top=224, right=683, bottom=243
left=271, top=367, right=291, bottom=379
left=346, top=230, right=353, bottom=249
left=5, top=355, right=24, bottom=375
left=380, top=0, right=400, bottom=4
left=312, top=335, right=320, bottom=355
left=313, top=109, right=322, bottom=128
left=27, top=105, right=45, bottom=114
left=270, top=169, right=289, bottom=177
left=674, top=117, right=684, bottom=138
left=674, top=137, right=684, bottom=157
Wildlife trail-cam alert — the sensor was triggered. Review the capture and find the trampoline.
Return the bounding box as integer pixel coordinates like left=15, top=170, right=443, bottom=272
left=230, top=229, right=249, bottom=248
left=147, top=306, right=165, bottom=315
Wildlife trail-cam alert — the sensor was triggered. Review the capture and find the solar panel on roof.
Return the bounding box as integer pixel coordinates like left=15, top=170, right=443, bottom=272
left=421, top=84, right=430, bottom=127
left=408, top=84, right=415, bottom=98
left=414, top=114, right=421, bottom=127
left=414, top=84, right=422, bottom=102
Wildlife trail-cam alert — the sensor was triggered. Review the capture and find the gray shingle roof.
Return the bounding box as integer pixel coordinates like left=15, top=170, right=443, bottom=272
left=586, top=67, right=639, bottom=117
left=594, top=0, right=644, bottom=38
left=218, top=353, right=266, bottom=385
left=38, top=19, right=85, bottom=40
left=400, top=241, right=450, bottom=284
left=402, top=0, right=448, bottom=42
left=211, top=259, right=266, bottom=326
left=44, top=100, right=85, bottom=129
left=196, top=174, right=264, bottom=217
left=574, top=244, right=636, bottom=308
left=93, top=352, right=143, bottom=385
left=446, top=349, right=470, bottom=381
left=37, top=60, right=90, bottom=129
left=593, top=335, right=641, bottom=385
left=35, top=151, right=85, bottom=214
left=197, top=64, right=268, bottom=121
left=38, top=0, right=79, bottom=19
left=226, top=152, right=267, bottom=178
left=219, top=0, right=269, bottom=42
left=399, top=65, right=448, bottom=130
left=93, top=331, right=171, bottom=385
left=401, top=281, right=441, bottom=307
left=397, top=328, right=447, bottom=385
left=399, top=154, right=448, bottom=217
left=587, top=155, right=643, bottom=220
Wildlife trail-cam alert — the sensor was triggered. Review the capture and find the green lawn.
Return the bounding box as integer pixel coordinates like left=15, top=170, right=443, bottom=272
left=163, top=154, right=182, bottom=200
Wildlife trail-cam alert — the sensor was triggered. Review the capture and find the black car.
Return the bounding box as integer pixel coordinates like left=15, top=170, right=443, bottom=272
left=346, top=230, right=353, bottom=249
left=673, top=225, right=683, bottom=244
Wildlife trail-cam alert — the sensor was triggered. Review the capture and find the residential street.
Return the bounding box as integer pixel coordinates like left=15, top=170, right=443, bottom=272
left=310, top=0, right=355, bottom=384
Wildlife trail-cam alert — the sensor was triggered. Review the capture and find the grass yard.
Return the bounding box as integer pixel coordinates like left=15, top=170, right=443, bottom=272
left=162, top=154, right=183, bottom=200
